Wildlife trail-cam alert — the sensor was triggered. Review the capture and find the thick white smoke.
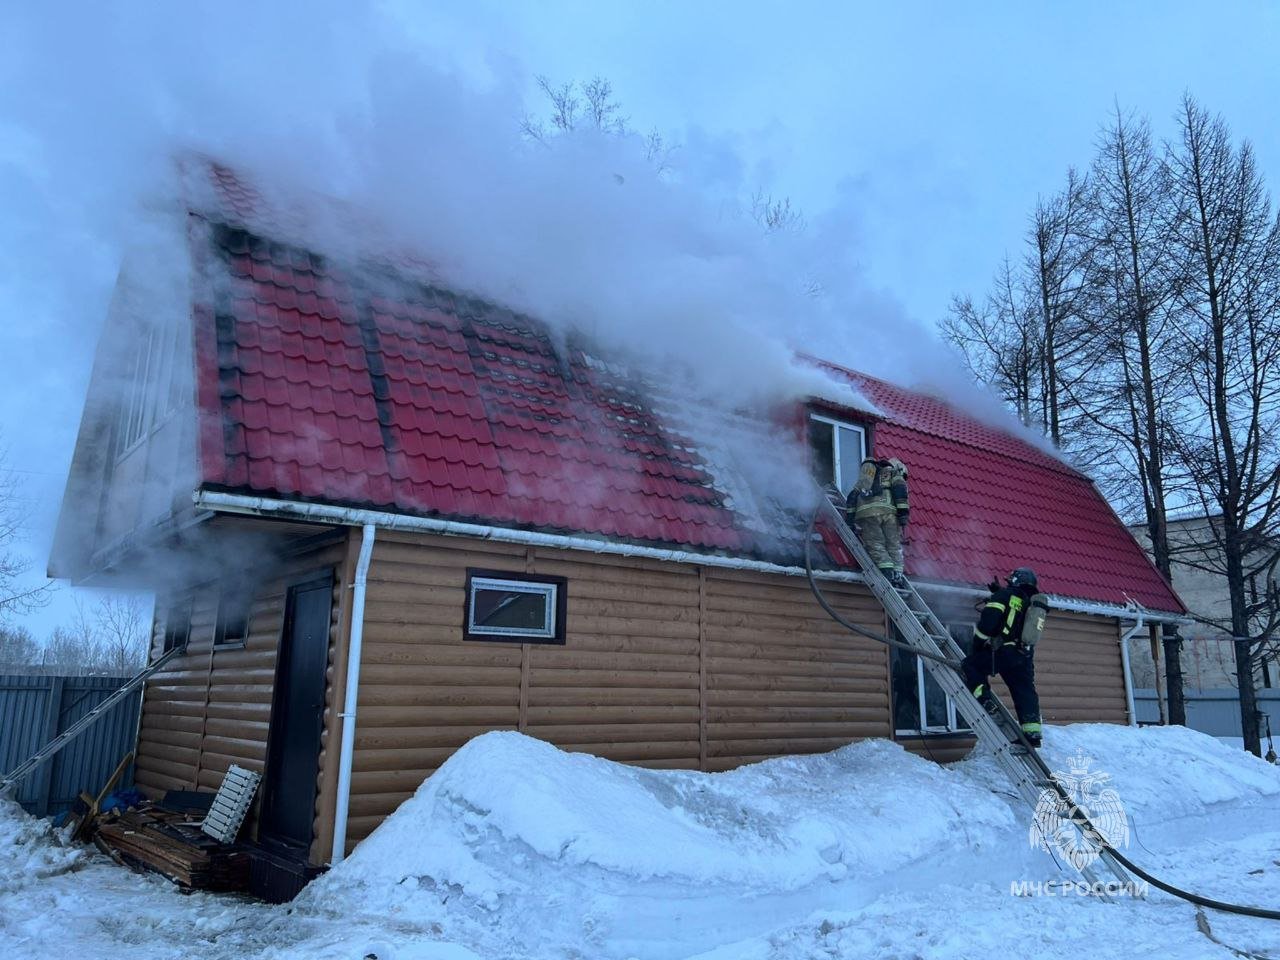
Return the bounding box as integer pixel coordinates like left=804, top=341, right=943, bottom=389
left=2, top=1, right=1046, bottom=584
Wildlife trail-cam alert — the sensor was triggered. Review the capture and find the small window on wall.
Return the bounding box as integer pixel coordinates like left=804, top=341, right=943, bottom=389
left=807, top=414, right=867, bottom=497
left=464, top=570, right=567, bottom=643
left=892, top=623, right=974, bottom=736
left=215, top=582, right=252, bottom=648
left=162, top=600, right=192, bottom=654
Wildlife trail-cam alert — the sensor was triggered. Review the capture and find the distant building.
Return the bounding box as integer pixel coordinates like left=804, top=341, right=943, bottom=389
left=1128, top=511, right=1278, bottom=693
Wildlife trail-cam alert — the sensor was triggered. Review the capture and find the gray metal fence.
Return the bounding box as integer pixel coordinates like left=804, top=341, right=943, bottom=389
left=1135, top=687, right=1280, bottom=739
left=0, top=674, right=142, bottom=817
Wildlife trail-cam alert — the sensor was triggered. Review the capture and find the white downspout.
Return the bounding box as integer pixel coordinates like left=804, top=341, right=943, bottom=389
left=1119, top=609, right=1147, bottom=727
left=331, top=523, right=376, bottom=864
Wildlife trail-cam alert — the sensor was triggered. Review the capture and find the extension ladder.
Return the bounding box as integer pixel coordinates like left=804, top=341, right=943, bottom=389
left=816, top=494, right=1132, bottom=892
left=0, top=643, right=187, bottom=798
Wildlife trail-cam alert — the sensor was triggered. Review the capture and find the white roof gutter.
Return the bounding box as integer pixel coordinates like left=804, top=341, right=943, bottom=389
left=192, top=490, right=1189, bottom=624
left=193, top=490, right=870, bottom=584
left=869, top=572, right=1190, bottom=626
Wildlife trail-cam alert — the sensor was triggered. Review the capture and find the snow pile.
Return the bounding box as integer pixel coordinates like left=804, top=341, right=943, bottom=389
left=318, top=733, right=1011, bottom=895
left=1036, top=723, right=1280, bottom=817
left=956, top=722, right=1280, bottom=826
left=299, top=726, right=1280, bottom=959
left=0, top=797, right=85, bottom=894
left=303, top=733, right=1018, bottom=955
left=4, top=724, right=1280, bottom=960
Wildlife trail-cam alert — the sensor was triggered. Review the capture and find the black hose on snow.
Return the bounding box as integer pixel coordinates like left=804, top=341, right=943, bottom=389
left=804, top=506, right=1280, bottom=923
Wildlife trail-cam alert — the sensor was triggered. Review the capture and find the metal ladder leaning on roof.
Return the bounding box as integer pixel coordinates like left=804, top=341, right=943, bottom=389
left=815, top=493, right=1132, bottom=893
left=0, top=643, right=187, bottom=799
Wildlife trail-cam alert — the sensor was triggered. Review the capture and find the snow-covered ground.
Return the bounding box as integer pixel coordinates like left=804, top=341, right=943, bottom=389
left=3, top=725, right=1280, bottom=959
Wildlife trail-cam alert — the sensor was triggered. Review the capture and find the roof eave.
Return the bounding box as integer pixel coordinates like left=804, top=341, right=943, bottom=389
left=193, top=489, right=1188, bottom=624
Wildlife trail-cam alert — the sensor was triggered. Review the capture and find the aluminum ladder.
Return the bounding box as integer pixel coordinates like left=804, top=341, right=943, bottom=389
left=816, top=494, right=1132, bottom=892
left=0, top=643, right=186, bottom=799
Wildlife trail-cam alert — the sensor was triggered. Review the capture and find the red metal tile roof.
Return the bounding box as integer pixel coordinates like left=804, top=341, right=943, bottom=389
left=197, top=222, right=751, bottom=555
left=815, top=364, right=1183, bottom=612
left=191, top=205, right=1184, bottom=613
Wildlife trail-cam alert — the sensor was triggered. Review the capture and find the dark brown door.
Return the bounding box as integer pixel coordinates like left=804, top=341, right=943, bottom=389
left=259, top=574, right=332, bottom=856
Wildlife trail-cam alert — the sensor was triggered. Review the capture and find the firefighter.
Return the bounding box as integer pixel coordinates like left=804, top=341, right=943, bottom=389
left=961, top=567, right=1044, bottom=747
left=846, top=457, right=909, bottom=584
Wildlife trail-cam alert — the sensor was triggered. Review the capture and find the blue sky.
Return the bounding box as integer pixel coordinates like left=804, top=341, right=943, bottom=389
left=472, top=1, right=1280, bottom=322
left=2, top=1, right=1278, bottom=641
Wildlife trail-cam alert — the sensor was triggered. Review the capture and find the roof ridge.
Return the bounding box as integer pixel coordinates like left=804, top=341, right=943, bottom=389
left=805, top=355, right=1086, bottom=481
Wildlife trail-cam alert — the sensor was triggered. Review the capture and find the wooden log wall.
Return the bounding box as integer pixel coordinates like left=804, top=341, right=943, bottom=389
left=137, top=523, right=1134, bottom=863
left=346, top=534, right=521, bottom=846
left=339, top=530, right=891, bottom=850
left=1036, top=611, right=1128, bottom=724
left=702, top=569, right=892, bottom=771
left=134, top=535, right=347, bottom=866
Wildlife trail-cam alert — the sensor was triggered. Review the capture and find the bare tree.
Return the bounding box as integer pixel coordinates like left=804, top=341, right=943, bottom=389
left=1069, top=106, right=1190, bottom=722
left=0, top=455, right=53, bottom=621
left=750, top=191, right=806, bottom=234
left=1164, top=95, right=1280, bottom=755
left=35, top=595, right=150, bottom=675
left=945, top=171, right=1099, bottom=447
left=0, top=623, right=39, bottom=671
left=520, top=76, right=580, bottom=141
left=942, top=257, right=1042, bottom=425
left=580, top=77, right=625, bottom=134
left=43, top=604, right=102, bottom=675
left=94, top=594, right=148, bottom=674
left=520, top=74, right=699, bottom=189
left=522, top=75, right=629, bottom=141
left=1027, top=168, right=1097, bottom=445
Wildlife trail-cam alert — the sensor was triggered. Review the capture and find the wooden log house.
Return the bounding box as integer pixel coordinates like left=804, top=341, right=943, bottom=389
left=51, top=165, right=1186, bottom=886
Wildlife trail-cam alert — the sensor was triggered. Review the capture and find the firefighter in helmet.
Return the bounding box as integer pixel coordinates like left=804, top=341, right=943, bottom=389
left=845, top=457, right=909, bottom=584
left=962, top=567, right=1044, bottom=747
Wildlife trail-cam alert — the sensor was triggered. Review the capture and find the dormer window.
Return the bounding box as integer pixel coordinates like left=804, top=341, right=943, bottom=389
left=807, top=413, right=867, bottom=496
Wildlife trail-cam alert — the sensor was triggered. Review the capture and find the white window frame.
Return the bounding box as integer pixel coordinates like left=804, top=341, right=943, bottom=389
left=808, top=413, right=867, bottom=495
left=895, top=658, right=972, bottom=736
left=894, top=623, right=974, bottom=737
left=115, top=322, right=184, bottom=460
left=467, top=576, right=559, bottom=640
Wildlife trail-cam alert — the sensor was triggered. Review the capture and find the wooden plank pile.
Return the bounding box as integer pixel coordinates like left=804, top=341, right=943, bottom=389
left=95, top=804, right=249, bottom=892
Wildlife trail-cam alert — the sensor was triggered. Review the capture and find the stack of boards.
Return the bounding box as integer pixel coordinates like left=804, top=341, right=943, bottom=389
left=96, top=804, right=250, bottom=891
left=95, top=766, right=262, bottom=892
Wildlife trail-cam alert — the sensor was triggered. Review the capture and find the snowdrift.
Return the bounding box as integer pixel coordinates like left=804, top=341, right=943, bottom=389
left=302, top=725, right=1280, bottom=959
left=0, top=797, right=85, bottom=894
left=3, top=726, right=1279, bottom=960
left=1029, top=723, right=1280, bottom=818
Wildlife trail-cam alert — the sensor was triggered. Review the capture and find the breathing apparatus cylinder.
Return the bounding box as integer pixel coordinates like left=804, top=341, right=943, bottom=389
left=1019, top=593, right=1050, bottom=648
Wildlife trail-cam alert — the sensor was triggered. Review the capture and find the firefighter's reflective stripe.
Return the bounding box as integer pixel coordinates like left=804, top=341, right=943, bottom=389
left=852, top=490, right=895, bottom=516
left=979, top=599, right=1005, bottom=641
left=1004, top=595, right=1024, bottom=633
